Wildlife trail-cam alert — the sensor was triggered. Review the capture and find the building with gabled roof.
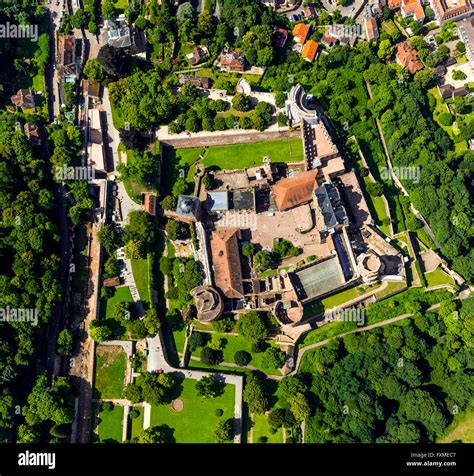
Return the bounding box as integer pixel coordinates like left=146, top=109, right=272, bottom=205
left=273, top=28, right=289, bottom=48
left=210, top=228, right=244, bottom=299
left=11, top=89, right=35, bottom=109
left=58, top=35, right=77, bottom=79
left=401, top=0, right=426, bottom=21
left=396, top=42, right=424, bottom=74
left=292, top=23, right=310, bottom=51
left=429, top=0, right=472, bottom=24
left=23, top=122, right=40, bottom=143
left=272, top=169, right=319, bottom=211
left=218, top=49, right=245, bottom=72
left=301, top=40, right=318, bottom=62
left=314, top=182, right=349, bottom=234
left=365, top=17, right=380, bottom=41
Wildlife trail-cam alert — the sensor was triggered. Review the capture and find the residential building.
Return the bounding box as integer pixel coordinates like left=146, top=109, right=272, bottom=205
left=144, top=193, right=157, bottom=216
left=320, top=33, right=338, bottom=48
left=292, top=23, right=310, bottom=51
left=186, top=46, right=209, bottom=66
left=429, top=0, right=473, bottom=23
left=301, top=40, right=318, bottom=62
left=438, top=83, right=469, bottom=98
left=179, top=75, right=213, bottom=89
left=218, top=49, right=245, bottom=72
left=365, top=17, right=380, bottom=41
left=272, top=169, right=319, bottom=211
left=273, top=28, right=289, bottom=48
left=210, top=228, right=244, bottom=299
left=401, top=0, right=426, bottom=21
left=11, top=89, right=35, bottom=109
left=458, top=16, right=474, bottom=71
left=57, top=35, right=77, bottom=79
left=396, top=41, right=424, bottom=73
left=388, top=0, right=402, bottom=9
left=101, top=15, right=131, bottom=48
left=23, top=122, right=40, bottom=144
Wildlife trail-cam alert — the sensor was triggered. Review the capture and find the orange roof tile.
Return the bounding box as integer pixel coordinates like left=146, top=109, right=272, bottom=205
left=292, top=23, right=310, bottom=44
left=302, top=40, right=318, bottom=61
left=272, top=169, right=319, bottom=211
left=210, top=228, right=244, bottom=299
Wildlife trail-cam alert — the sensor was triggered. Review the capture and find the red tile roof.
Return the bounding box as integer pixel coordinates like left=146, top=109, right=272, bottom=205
left=292, top=23, right=310, bottom=45
left=396, top=42, right=424, bottom=74
left=302, top=40, right=318, bottom=62
left=272, top=169, right=319, bottom=211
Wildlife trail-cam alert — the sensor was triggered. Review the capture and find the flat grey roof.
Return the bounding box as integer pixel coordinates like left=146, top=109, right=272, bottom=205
left=208, top=192, right=228, bottom=211
left=291, top=257, right=345, bottom=301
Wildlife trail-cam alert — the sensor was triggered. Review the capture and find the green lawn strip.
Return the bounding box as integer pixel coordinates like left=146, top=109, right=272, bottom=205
left=173, top=328, right=186, bottom=354
left=130, top=406, right=145, bottom=440
left=425, top=267, right=454, bottom=287
left=150, top=378, right=235, bottom=443
left=252, top=413, right=283, bottom=443
left=94, top=346, right=127, bottom=399
left=373, top=281, right=407, bottom=299
left=101, top=285, right=134, bottom=319
left=414, top=227, right=438, bottom=250
left=201, top=139, right=304, bottom=170
left=98, top=405, right=124, bottom=442
left=131, top=257, right=151, bottom=306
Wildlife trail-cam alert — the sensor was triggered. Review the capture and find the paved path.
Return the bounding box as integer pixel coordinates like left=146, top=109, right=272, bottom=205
left=143, top=403, right=151, bottom=430
left=146, top=333, right=244, bottom=443
left=158, top=129, right=301, bottom=149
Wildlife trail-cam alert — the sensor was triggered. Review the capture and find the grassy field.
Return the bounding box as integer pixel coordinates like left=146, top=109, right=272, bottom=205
left=101, top=285, right=134, bottom=319
left=130, top=406, right=145, bottom=440
left=150, top=378, right=235, bottom=443
left=173, top=328, right=186, bottom=354
left=252, top=413, right=283, bottom=443
left=439, top=410, right=474, bottom=443
left=202, top=139, right=303, bottom=170
left=131, top=256, right=151, bottom=306
left=190, top=332, right=282, bottom=375
left=425, top=267, right=455, bottom=287
left=97, top=405, right=123, bottom=442
left=94, top=346, right=127, bottom=399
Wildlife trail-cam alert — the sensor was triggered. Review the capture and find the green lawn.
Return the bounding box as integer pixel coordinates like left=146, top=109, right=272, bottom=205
left=425, top=267, right=454, bottom=287
left=252, top=413, right=283, bottom=443
left=101, top=285, right=134, bottom=319
left=94, top=346, right=127, bottom=399
left=131, top=256, right=151, bottom=306
left=190, top=332, right=282, bottom=375
left=98, top=405, right=123, bottom=442
left=130, top=406, right=145, bottom=440
left=202, top=139, right=303, bottom=170
left=150, top=378, right=235, bottom=443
